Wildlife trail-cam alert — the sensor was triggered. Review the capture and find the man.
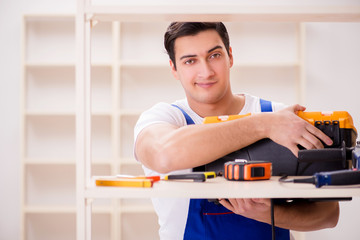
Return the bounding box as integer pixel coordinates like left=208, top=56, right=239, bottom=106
left=134, top=22, right=339, bottom=240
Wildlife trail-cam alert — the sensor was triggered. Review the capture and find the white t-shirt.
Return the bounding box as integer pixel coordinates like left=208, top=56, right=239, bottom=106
left=133, top=93, right=286, bottom=240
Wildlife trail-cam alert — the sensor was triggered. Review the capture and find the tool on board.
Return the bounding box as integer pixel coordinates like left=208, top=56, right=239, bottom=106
left=280, top=168, right=360, bottom=188
left=117, top=172, right=217, bottom=182
left=95, top=177, right=154, bottom=188
left=224, top=159, right=272, bottom=181
left=96, top=171, right=217, bottom=188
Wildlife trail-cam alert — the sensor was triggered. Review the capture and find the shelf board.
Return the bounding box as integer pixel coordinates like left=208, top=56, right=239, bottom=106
left=24, top=205, right=154, bottom=214
left=120, top=61, right=168, bottom=68
left=25, top=206, right=76, bottom=214
left=120, top=61, right=300, bottom=68
left=91, top=111, right=112, bottom=116
left=120, top=204, right=155, bottom=214
left=119, top=109, right=142, bottom=116
left=25, top=61, right=300, bottom=69
left=24, top=159, right=116, bottom=165
left=25, top=111, right=117, bottom=116
left=25, top=62, right=112, bottom=67
left=25, top=159, right=75, bottom=165
left=86, top=5, right=360, bottom=22
left=91, top=63, right=112, bottom=67
left=87, top=176, right=360, bottom=199
left=24, top=110, right=140, bottom=119
left=24, top=160, right=114, bottom=165
left=25, top=62, right=75, bottom=68
left=119, top=158, right=138, bottom=165
left=24, top=205, right=112, bottom=214
left=25, top=111, right=75, bottom=116
left=24, top=14, right=75, bottom=21
left=233, top=62, right=300, bottom=68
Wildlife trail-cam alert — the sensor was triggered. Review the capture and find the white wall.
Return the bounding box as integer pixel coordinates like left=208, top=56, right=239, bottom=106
left=303, top=22, right=360, bottom=240
left=0, top=1, right=359, bottom=240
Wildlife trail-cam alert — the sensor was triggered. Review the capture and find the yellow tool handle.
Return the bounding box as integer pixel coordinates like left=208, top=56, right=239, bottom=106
left=164, top=172, right=216, bottom=182
left=96, top=178, right=153, bottom=188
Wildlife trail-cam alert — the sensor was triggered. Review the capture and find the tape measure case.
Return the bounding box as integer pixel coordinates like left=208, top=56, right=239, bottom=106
left=224, top=160, right=272, bottom=181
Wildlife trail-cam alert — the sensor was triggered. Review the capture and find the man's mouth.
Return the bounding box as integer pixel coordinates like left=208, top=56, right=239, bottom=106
left=196, top=82, right=216, bottom=88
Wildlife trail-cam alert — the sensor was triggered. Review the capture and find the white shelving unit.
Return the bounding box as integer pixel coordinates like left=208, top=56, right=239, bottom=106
left=20, top=1, right=360, bottom=240
left=21, top=14, right=76, bottom=240
left=21, top=14, right=162, bottom=240
left=76, top=5, right=309, bottom=239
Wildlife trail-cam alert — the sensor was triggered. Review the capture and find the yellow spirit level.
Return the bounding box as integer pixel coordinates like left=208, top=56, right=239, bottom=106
left=204, top=111, right=357, bottom=148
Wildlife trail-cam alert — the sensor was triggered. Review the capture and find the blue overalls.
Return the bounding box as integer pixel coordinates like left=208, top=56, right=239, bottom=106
left=172, top=99, right=290, bottom=240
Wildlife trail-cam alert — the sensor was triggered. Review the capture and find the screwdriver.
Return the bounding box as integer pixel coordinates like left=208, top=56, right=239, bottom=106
left=282, top=169, right=360, bottom=188
left=164, top=172, right=216, bottom=182
left=117, top=172, right=217, bottom=182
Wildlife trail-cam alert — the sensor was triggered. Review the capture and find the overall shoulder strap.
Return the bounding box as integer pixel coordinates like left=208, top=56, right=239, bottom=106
left=171, top=104, right=204, bottom=171
left=260, top=98, right=273, bottom=112
left=171, top=104, right=195, bottom=125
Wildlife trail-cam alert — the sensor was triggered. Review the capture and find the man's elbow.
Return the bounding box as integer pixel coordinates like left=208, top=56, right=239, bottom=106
left=138, top=145, right=177, bottom=174
left=314, top=201, right=339, bottom=230
left=324, top=202, right=340, bottom=229
left=151, top=150, right=174, bottom=174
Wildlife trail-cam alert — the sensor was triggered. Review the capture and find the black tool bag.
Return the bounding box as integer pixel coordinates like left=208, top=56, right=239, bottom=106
left=205, top=138, right=355, bottom=176
left=204, top=119, right=357, bottom=176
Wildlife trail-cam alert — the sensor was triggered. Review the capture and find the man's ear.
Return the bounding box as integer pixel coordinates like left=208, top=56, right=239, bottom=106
left=169, top=60, right=179, bottom=79
left=228, top=46, right=234, bottom=68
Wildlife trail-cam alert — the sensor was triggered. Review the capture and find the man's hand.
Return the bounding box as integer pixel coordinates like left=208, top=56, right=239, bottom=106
left=219, top=198, right=339, bottom=231
left=266, top=104, right=333, bottom=157
left=219, top=198, right=271, bottom=223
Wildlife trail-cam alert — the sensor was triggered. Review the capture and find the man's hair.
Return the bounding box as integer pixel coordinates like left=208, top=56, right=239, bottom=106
left=164, top=22, right=230, bottom=69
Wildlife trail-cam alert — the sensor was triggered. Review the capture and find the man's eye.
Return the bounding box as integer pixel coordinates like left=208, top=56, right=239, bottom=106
left=185, top=59, right=195, bottom=65
left=210, top=53, right=221, bottom=59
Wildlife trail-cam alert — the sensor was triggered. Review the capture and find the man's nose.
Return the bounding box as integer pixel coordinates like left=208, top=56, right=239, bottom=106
left=197, top=61, right=215, bottom=79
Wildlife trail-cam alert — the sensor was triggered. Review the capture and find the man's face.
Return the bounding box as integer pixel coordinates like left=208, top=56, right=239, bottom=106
left=170, top=30, right=233, bottom=106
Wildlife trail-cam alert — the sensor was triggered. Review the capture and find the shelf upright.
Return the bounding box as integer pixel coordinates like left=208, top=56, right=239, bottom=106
left=110, top=20, right=121, bottom=240
left=296, top=22, right=306, bottom=105
left=76, top=0, right=92, bottom=239
left=20, top=14, right=26, bottom=240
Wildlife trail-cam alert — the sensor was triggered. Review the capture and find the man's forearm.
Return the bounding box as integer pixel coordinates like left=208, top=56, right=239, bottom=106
left=274, top=201, right=339, bottom=231
left=136, top=113, right=268, bottom=173
left=220, top=199, right=339, bottom=232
